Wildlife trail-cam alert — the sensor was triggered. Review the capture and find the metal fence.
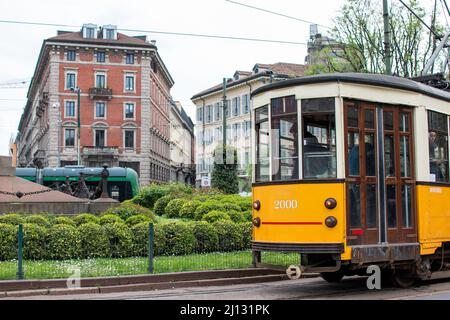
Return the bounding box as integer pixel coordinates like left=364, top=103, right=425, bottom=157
left=0, top=224, right=299, bottom=280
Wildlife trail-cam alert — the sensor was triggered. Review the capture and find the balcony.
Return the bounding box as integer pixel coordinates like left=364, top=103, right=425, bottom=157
left=88, top=87, right=113, bottom=100
left=82, top=146, right=119, bottom=156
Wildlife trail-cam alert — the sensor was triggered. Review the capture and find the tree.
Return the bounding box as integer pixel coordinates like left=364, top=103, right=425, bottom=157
left=307, top=0, right=446, bottom=77
left=211, top=145, right=239, bottom=194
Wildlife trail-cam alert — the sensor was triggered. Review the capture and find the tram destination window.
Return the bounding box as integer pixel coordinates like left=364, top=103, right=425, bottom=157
left=271, top=96, right=299, bottom=181
left=302, top=98, right=337, bottom=179
left=255, top=106, right=270, bottom=182
left=428, top=111, right=449, bottom=182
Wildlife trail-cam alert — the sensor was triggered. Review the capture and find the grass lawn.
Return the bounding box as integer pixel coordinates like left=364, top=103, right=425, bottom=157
left=0, top=251, right=299, bottom=281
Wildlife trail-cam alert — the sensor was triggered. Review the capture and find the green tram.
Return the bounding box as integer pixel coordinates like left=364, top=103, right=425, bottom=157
left=15, top=166, right=140, bottom=202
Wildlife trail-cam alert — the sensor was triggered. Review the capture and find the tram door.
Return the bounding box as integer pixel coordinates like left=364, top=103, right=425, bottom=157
left=344, top=100, right=416, bottom=246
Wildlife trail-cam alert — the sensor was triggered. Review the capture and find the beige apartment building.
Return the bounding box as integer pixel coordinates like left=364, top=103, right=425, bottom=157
left=191, top=62, right=306, bottom=189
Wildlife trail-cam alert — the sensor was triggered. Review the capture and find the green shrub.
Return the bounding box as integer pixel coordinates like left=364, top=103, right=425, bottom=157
left=73, top=214, right=99, bottom=226
left=228, top=210, right=246, bottom=223
left=189, top=221, right=219, bottom=253
left=158, top=222, right=197, bottom=255
left=243, top=210, right=253, bottom=222
left=24, top=215, right=51, bottom=227
left=103, top=203, right=155, bottom=221
left=130, top=222, right=151, bottom=257
left=202, top=210, right=231, bottom=223
left=46, top=225, right=81, bottom=260
left=78, top=223, right=110, bottom=258
left=239, top=222, right=253, bottom=250
left=102, top=223, right=133, bottom=258
left=237, top=198, right=252, bottom=211
left=179, top=200, right=202, bottom=220
left=154, top=195, right=175, bottom=216
left=222, top=202, right=242, bottom=213
left=212, top=221, right=244, bottom=252
left=132, top=183, right=193, bottom=209
left=22, top=223, right=48, bottom=260
left=54, top=216, right=76, bottom=226
left=153, top=224, right=166, bottom=256
left=0, top=214, right=25, bottom=226
left=194, top=201, right=225, bottom=220
left=165, top=198, right=188, bottom=218
left=126, top=214, right=152, bottom=227
left=0, top=223, right=17, bottom=261
left=99, top=214, right=124, bottom=225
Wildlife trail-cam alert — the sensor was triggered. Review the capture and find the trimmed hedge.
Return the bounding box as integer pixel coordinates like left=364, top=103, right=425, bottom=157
left=202, top=210, right=231, bottom=223
left=24, top=215, right=51, bottom=227
left=212, top=221, right=245, bottom=252
left=46, top=225, right=81, bottom=260
left=228, top=210, right=246, bottom=223
left=158, top=222, right=197, bottom=256
left=22, top=223, right=48, bottom=260
left=54, top=216, right=76, bottom=226
left=73, top=214, right=99, bottom=226
left=125, top=214, right=152, bottom=227
left=154, top=195, right=175, bottom=216
left=99, top=214, right=125, bottom=225
left=179, top=200, right=202, bottom=220
left=0, top=223, right=17, bottom=260
left=189, top=221, right=219, bottom=253
left=131, top=222, right=150, bottom=256
left=132, top=183, right=193, bottom=209
left=102, top=223, right=134, bottom=258
left=239, top=222, right=253, bottom=250
left=103, top=202, right=155, bottom=221
left=78, top=223, right=110, bottom=258
left=194, top=201, right=225, bottom=221
left=165, top=198, right=188, bottom=218
left=0, top=214, right=25, bottom=226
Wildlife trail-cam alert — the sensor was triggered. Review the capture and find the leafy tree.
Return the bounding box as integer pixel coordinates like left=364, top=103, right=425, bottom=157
left=307, top=0, right=445, bottom=77
left=211, top=145, right=239, bottom=194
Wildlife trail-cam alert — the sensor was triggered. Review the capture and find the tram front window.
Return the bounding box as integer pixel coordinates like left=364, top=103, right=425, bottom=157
left=271, top=96, right=298, bottom=181
left=428, top=111, right=449, bottom=182
left=301, top=98, right=337, bottom=179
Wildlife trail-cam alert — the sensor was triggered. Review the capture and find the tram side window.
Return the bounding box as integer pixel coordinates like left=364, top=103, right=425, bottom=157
left=301, top=98, right=337, bottom=179
left=271, top=96, right=299, bottom=181
left=428, top=111, right=449, bottom=182
left=255, top=106, right=270, bottom=182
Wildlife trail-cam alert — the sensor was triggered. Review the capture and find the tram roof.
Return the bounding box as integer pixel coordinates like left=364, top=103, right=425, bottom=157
left=15, top=167, right=134, bottom=178
left=251, top=73, right=450, bottom=103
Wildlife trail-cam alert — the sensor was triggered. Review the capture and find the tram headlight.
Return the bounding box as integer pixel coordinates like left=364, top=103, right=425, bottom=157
left=324, top=198, right=337, bottom=210
left=325, top=216, right=338, bottom=228
left=253, top=200, right=261, bottom=211
left=253, top=217, right=261, bottom=228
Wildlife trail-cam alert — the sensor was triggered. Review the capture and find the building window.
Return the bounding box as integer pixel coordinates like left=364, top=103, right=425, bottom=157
left=95, top=129, right=106, bottom=147
left=65, top=101, right=75, bottom=118
left=96, top=73, right=106, bottom=88
left=86, top=27, right=96, bottom=39
left=232, top=97, right=241, bottom=117
left=105, top=29, right=115, bottom=40
left=124, top=130, right=135, bottom=149
left=97, top=52, right=106, bottom=63
left=214, top=103, right=222, bottom=121
left=243, top=94, right=250, bottom=114
left=65, top=128, right=75, bottom=147
left=205, top=105, right=212, bottom=123
left=244, top=120, right=251, bottom=137
left=95, top=102, right=106, bottom=118
left=428, top=110, right=449, bottom=182
left=226, top=100, right=231, bottom=118
left=124, top=103, right=135, bottom=119
left=125, top=75, right=135, bottom=92
left=65, top=72, right=76, bottom=90
left=67, top=50, right=76, bottom=61
left=126, top=53, right=134, bottom=64
left=232, top=123, right=241, bottom=140
left=197, top=106, right=203, bottom=122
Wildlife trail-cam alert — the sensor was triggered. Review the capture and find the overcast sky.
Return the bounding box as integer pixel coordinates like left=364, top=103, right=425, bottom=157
left=0, top=0, right=440, bottom=157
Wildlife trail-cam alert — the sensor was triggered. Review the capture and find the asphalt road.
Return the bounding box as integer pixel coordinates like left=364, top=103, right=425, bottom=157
left=8, top=276, right=450, bottom=300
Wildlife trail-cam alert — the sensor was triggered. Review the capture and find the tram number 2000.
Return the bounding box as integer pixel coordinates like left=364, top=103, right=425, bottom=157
left=274, top=200, right=298, bottom=210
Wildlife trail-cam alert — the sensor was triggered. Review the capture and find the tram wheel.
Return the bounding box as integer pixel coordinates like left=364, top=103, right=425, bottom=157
left=390, top=270, right=417, bottom=288
left=320, top=271, right=344, bottom=283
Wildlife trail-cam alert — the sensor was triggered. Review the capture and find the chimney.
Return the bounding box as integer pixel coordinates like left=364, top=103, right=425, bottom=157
left=0, top=156, right=15, bottom=176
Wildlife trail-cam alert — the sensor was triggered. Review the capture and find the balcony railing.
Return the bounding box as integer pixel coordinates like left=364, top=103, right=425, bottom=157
left=82, top=146, right=119, bottom=156
left=88, top=87, right=113, bottom=100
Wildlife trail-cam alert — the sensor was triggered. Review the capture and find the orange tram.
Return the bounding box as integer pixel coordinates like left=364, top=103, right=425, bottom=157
left=250, top=73, right=450, bottom=287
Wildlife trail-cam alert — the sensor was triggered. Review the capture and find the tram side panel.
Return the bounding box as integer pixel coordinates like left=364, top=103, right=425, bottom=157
left=417, top=185, right=450, bottom=255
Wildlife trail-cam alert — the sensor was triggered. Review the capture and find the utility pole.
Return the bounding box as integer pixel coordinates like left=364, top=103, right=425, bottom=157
left=71, top=87, right=82, bottom=166
left=383, top=0, right=392, bottom=76
left=222, top=78, right=227, bottom=148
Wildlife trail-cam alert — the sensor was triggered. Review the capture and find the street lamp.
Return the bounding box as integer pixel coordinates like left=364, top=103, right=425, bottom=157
left=70, top=87, right=81, bottom=166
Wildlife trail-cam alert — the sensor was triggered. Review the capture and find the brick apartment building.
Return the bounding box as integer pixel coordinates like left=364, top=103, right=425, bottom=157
left=17, top=24, right=174, bottom=186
